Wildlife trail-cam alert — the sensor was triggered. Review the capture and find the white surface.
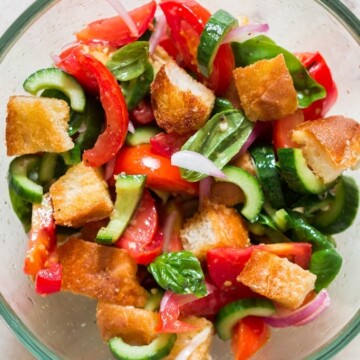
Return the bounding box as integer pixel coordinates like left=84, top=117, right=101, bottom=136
left=0, top=0, right=359, bottom=359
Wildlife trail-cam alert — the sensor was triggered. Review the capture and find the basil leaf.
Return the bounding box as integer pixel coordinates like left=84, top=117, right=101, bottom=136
left=106, top=41, right=150, bottom=82
left=310, top=249, right=342, bottom=292
left=232, top=35, right=326, bottom=108
left=180, top=109, right=253, bottom=182
left=148, top=251, right=207, bottom=297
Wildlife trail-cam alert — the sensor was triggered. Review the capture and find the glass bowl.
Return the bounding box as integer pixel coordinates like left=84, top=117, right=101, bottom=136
left=0, top=0, right=359, bottom=359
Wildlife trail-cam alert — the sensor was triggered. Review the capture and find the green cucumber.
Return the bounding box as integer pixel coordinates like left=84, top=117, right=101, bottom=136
left=218, top=165, right=264, bottom=221
left=8, top=187, right=32, bottom=232
left=312, top=176, right=359, bottom=234
left=251, top=146, right=285, bottom=209
left=277, top=148, right=326, bottom=194
left=61, top=143, right=81, bottom=166
left=197, top=9, right=238, bottom=77
left=215, top=298, right=275, bottom=340
left=38, top=153, right=58, bottom=184
left=23, top=68, right=86, bottom=112
left=109, top=334, right=176, bottom=360
left=126, top=127, right=161, bottom=146
left=8, top=155, right=43, bottom=203
left=96, top=174, right=146, bottom=245
left=272, top=208, right=289, bottom=232
left=144, top=288, right=164, bottom=311
left=212, top=97, right=234, bottom=116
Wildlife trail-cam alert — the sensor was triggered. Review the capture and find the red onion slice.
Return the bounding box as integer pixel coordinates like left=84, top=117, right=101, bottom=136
left=199, top=177, right=212, bottom=208
left=149, top=14, right=167, bottom=54
left=128, top=120, right=135, bottom=134
left=106, top=0, right=139, bottom=37
left=162, top=210, right=177, bottom=253
left=171, top=151, right=227, bottom=179
left=263, top=289, right=331, bottom=328
left=222, top=23, right=269, bottom=44
left=104, top=157, right=116, bottom=182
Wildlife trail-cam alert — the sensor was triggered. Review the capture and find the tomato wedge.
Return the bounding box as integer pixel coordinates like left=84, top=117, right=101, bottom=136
left=231, top=316, right=270, bottom=360
left=273, top=109, right=304, bottom=150
left=113, top=144, right=198, bottom=195
left=296, top=52, right=338, bottom=120
left=160, top=0, right=234, bottom=95
left=35, top=263, right=62, bottom=295
left=76, top=1, right=157, bottom=47
left=150, top=132, right=191, bottom=158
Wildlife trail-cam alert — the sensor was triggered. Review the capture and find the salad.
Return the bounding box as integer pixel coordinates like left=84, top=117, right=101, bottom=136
left=4, top=0, right=360, bottom=359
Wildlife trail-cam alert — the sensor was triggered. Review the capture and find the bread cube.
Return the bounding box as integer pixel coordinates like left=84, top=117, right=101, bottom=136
left=292, top=115, right=360, bottom=183
left=50, top=162, right=113, bottom=228
left=233, top=54, right=298, bottom=121
left=237, top=250, right=316, bottom=309
left=6, top=95, right=73, bottom=156
left=58, top=238, right=147, bottom=306
left=151, top=62, right=215, bottom=134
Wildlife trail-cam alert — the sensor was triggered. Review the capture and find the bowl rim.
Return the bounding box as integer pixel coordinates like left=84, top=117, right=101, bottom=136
left=0, top=0, right=359, bottom=359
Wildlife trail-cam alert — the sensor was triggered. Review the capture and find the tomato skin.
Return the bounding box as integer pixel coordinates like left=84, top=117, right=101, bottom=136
left=273, top=109, right=304, bottom=150
left=35, top=263, right=62, bottom=295
left=162, top=200, right=184, bottom=252
left=231, top=316, right=270, bottom=360
left=150, top=132, right=191, bottom=158
left=160, top=0, right=234, bottom=95
left=76, top=1, right=157, bottom=47
left=207, top=243, right=312, bottom=289
left=113, top=144, right=198, bottom=195
left=297, top=52, right=338, bottom=120
left=130, top=99, right=155, bottom=125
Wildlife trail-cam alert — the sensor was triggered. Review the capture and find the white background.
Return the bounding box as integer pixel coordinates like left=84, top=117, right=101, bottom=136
left=0, top=0, right=359, bottom=359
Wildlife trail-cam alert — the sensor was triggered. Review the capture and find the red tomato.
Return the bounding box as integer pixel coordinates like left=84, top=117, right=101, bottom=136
left=162, top=200, right=184, bottom=252
left=76, top=1, right=157, bottom=47
left=150, top=132, right=191, bottom=158
left=231, top=316, right=270, bottom=360
left=130, top=99, right=155, bottom=125
left=72, top=50, right=129, bottom=167
left=115, top=190, right=160, bottom=265
left=296, top=52, right=338, bottom=120
left=160, top=0, right=235, bottom=95
left=113, top=144, right=198, bottom=195
left=23, top=194, right=56, bottom=276
left=273, top=109, right=304, bottom=150
left=207, top=243, right=312, bottom=289
left=35, top=263, right=62, bottom=295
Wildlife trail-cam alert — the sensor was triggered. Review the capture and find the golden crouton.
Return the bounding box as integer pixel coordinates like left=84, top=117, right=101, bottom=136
left=180, top=201, right=250, bottom=261
left=209, top=182, right=245, bottom=207
left=233, top=54, right=298, bottom=121
left=50, top=162, right=113, bottom=228
left=151, top=62, right=215, bottom=134
left=58, top=238, right=148, bottom=307
left=237, top=250, right=316, bottom=309
left=150, top=45, right=174, bottom=75
left=230, top=151, right=257, bottom=177
left=6, top=95, right=73, bottom=156
left=292, top=116, right=360, bottom=183
left=165, top=316, right=213, bottom=360
left=96, top=303, right=159, bottom=344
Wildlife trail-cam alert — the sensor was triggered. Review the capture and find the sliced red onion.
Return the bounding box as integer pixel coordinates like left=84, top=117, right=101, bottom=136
left=162, top=211, right=177, bottom=253
left=199, top=177, right=212, bottom=208
left=171, top=151, right=227, bottom=179
left=128, top=120, right=135, bottom=134
left=106, top=0, right=139, bottom=37
left=149, top=14, right=167, bottom=55
left=50, top=52, right=61, bottom=65
left=263, top=289, right=330, bottom=328
left=222, top=23, right=269, bottom=44
left=174, top=326, right=212, bottom=360
left=104, top=157, right=116, bottom=182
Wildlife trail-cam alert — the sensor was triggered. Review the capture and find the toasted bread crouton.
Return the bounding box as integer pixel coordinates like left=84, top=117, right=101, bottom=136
left=58, top=238, right=148, bottom=306
left=6, top=96, right=73, bottom=156
left=165, top=316, right=213, bottom=360
left=292, top=116, right=360, bottom=183
left=150, top=45, right=174, bottom=74
left=209, top=182, right=245, bottom=206
left=151, top=62, right=215, bottom=134
left=50, top=162, right=113, bottom=228
left=233, top=54, right=298, bottom=121
left=237, top=250, right=316, bottom=309
left=230, top=151, right=257, bottom=177
left=180, top=201, right=250, bottom=261
left=96, top=303, right=159, bottom=344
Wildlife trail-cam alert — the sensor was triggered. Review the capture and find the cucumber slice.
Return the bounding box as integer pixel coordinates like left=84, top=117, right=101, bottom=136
left=277, top=148, right=327, bottom=194
left=144, top=288, right=164, bottom=311
left=39, top=153, right=58, bottom=184
left=8, top=187, right=32, bottom=232
left=218, top=165, right=264, bottom=221
left=61, top=143, right=81, bottom=166
left=126, top=127, right=161, bottom=146
left=251, top=146, right=285, bottom=209
left=212, top=97, right=234, bottom=116
left=215, top=298, right=275, bottom=340
left=23, top=68, right=86, bottom=112
left=312, top=176, right=359, bottom=234
left=109, top=334, right=176, bottom=360
left=197, top=9, right=238, bottom=77
left=96, top=174, right=146, bottom=245
left=8, top=155, right=43, bottom=203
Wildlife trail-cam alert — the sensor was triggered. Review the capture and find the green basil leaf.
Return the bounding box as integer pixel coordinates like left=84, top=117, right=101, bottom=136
left=148, top=251, right=207, bottom=297
left=310, top=249, right=342, bottom=292
left=232, top=35, right=326, bottom=108
left=180, top=109, right=253, bottom=182
left=106, top=41, right=150, bottom=82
